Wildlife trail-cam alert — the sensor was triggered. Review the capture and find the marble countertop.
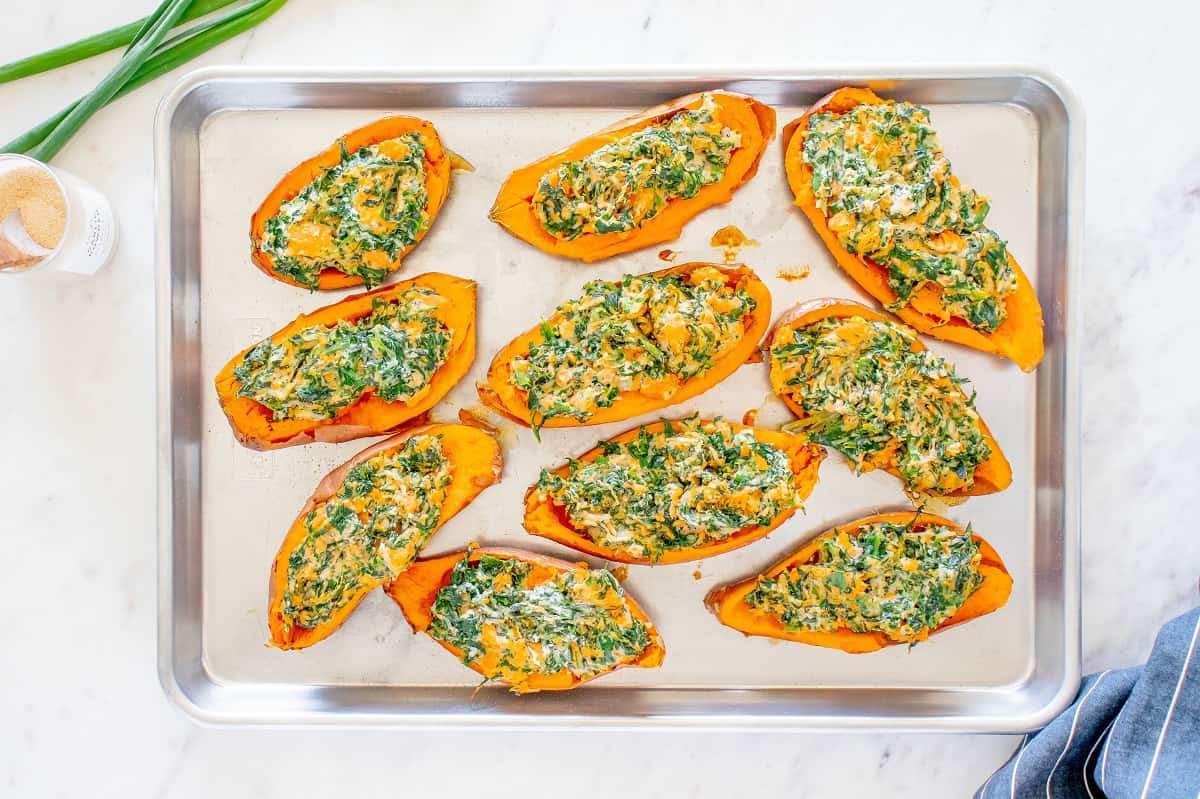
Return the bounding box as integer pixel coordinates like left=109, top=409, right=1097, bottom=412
left=3, top=1, right=1198, bottom=796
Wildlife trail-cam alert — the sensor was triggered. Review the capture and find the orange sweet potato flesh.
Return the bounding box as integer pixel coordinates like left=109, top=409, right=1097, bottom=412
left=782, top=87, right=1044, bottom=371
left=250, top=116, right=453, bottom=290
left=385, top=547, right=665, bottom=691
left=489, top=91, right=776, bottom=262
left=267, top=423, right=503, bottom=650
left=214, top=272, right=475, bottom=450
left=523, top=419, right=826, bottom=564
left=478, top=262, right=771, bottom=428
left=705, top=512, right=1012, bottom=653
left=768, top=297, right=1012, bottom=497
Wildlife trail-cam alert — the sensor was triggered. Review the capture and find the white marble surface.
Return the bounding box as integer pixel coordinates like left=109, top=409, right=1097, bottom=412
left=2, top=1, right=1198, bottom=796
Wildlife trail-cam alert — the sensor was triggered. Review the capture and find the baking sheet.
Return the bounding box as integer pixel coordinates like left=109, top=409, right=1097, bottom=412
left=157, top=69, right=1081, bottom=727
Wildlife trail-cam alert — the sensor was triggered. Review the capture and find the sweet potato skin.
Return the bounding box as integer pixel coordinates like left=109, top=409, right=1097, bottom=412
left=267, top=424, right=503, bottom=650
left=250, top=116, right=453, bottom=290
left=478, top=262, right=772, bottom=429
left=214, top=272, right=476, bottom=450
left=782, top=87, right=1044, bottom=371
left=384, top=547, right=665, bottom=692
left=523, top=419, right=825, bottom=564
left=490, top=91, right=776, bottom=262
left=767, top=297, right=1012, bottom=497
left=704, top=512, right=1013, bottom=653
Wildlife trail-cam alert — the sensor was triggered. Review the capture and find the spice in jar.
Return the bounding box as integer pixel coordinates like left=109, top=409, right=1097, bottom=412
left=0, top=166, right=67, bottom=271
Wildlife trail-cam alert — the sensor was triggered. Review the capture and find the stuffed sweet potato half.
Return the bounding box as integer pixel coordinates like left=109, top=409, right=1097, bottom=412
left=251, top=116, right=455, bottom=290
left=782, top=87, right=1044, bottom=370
left=705, top=512, right=1012, bottom=652
left=524, top=417, right=825, bottom=564
left=768, top=298, right=1011, bottom=498
left=268, top=424, right=502, bottom=650
left=490, top=90, right=775, bottom=262
left=478, top=262, right=771, bottom=433
left=215, top=272, right=475, bottom=450
left=385, top=547, right=665, bottom=692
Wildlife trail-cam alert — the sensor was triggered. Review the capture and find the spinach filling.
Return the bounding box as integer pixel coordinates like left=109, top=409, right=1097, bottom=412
left=771, top=315, right=990, bottom=495
left=260, top=133, right=431, bottom=289
left=536, top=417, right=798, bottom=561
left=508, top=267, right=755, bottom=433
left=744, top=520, right=983, bottom=641
left=803, top=102, right=1016, bottom=331
left=234, top=286, right=452, bottom=422
left=533, top=94, right=741, bottom=239
left=282, top=435, right=450, bottom=630
left=428, top=554, right=651, bottom=688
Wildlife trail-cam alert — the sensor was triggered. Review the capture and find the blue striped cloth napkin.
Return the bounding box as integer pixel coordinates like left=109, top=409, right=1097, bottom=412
left=976, top=606, right=1200, bottom=798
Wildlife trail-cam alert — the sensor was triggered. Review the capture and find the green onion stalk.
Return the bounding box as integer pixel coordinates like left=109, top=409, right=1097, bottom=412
left=0, top=0, right=237, bottom=84
left=0, top=0, right=288, bottom=160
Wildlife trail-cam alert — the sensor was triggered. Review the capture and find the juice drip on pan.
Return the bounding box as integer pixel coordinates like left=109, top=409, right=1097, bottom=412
left=710, top=225, right=757, bottom=264
left=777, top=265, right=811, bottom=282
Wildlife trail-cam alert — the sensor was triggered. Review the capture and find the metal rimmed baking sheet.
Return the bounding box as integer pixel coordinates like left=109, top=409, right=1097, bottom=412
left=155, top=67, right=1081, bottom=729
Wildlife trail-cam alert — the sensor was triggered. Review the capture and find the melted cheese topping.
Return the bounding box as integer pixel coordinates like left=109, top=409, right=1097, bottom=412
left=536, top=417, right=798, bottom=560
left=509, top=267, right=756, bottom=432
left=260, top=133, right=431, bottom=289
left=233, top=286, right=452, bottom=422
left=427, top=554, right=651, bottom=692
left=803, top=102, right=1017, bottom=331
left=771, top=315, right=990, bottom=495
left=282, top=435, right=450, bottom=630
left=533, top=94, right=742, bottom=239
left=744, top=521, right=983, bottom=642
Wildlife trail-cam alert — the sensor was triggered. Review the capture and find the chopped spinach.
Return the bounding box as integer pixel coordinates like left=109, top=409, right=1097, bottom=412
left=536, top=417, right=798, bottom=560
left=428, top=554, right=651, bottom=690
left=803, top=102, right=1016, bottom=332
left=771, top=315, right=990, bottom=495
left=509, top=267, right=755, bottom=433
left=533, top=94, right=741, bottom=239
left=259, top=132, right=431, bottom=289
left=744, top=520, right=983, bottom=642
left=282, top=435, right=450, bottom=630
left=233, top=286, right=452, bottom=422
